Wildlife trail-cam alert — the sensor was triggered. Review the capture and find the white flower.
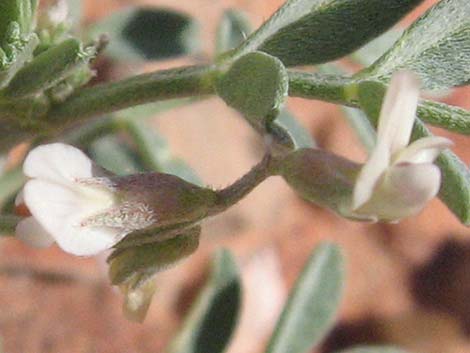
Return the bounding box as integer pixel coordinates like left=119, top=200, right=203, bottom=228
left=15, top=143, right=127, bottom=256
left=351, top=71, right=453, bottom=222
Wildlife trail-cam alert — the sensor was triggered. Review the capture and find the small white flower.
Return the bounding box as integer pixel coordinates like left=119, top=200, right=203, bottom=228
left=352, top=71, right=453, bottom=222
left=15, top=143, right=127, bottom=256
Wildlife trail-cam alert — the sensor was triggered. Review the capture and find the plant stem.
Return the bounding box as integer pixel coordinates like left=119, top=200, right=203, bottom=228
left=287, top=71, right=356, bottom=105
left=47, top=64, right=218, bottom=123
left=210, top=154, right=274, bottom=214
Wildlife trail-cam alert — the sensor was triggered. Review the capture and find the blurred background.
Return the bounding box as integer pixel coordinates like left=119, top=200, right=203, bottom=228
left=0, top=0, right=469, bottom=352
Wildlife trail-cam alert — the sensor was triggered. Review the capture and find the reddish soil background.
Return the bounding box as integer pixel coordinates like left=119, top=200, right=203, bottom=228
left=0, top=1, right=469, bottom=352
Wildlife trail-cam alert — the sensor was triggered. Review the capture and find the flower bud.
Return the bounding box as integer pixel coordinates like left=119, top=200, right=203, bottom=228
left=275, top=148, right=362, bottom=219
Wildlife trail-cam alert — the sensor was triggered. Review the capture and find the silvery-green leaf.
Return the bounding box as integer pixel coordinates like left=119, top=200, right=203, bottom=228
left=216, top=51, right=288, bottom=132
left=89, top=7, right=199, bottom=61
left=168, top=249, right=241, bottom=353
left=266, top=243, right=345, bottom=353
left=231, top=0, right=424, bottom=66
left=216, top=9, right=252, bottom=55
left=357, top=0, right=470, bottom=90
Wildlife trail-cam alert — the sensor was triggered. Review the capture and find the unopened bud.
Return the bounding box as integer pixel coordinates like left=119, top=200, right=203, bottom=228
left=275, top=148, right=361, bottom=219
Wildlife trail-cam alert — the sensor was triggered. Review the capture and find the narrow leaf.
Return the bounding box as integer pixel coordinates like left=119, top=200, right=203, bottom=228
left=168, top=249, right=241, bottom=353
left=358, top=0, right=470, bottom=90
left=266, top=242, right=345, bottom=353
left=232, top=0, right=423, bottom=66
left=89, top=7, right=199, bottom=61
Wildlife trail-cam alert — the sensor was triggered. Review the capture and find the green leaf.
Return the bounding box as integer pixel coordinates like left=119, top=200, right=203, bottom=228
left=266, top=242, right=345, bottom=353
left=89, top=134, right=143, bottom=175
left=231, top=0, right=424, bottom=66
left=358, top=0, right=470, bottom=90
left=357, top=80, right=470, bottom=225
left=216, top=51, right=288, bottom=132
left=3, top=38, right=97, bottom=98
left=216, top=9, right=252, bottom=55
left=335, top=346, right=408, bottom=353
left=269, top=108, right=316, bottom=150
left=89, top=7, right=199, bottom=61
left=168, top=249, right=241, bottom=353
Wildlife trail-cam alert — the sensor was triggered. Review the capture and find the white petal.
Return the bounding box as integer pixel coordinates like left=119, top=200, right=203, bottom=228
left=394, top=136, right=453, bottom=164
left=356, top=163, right=441, bottom=221
left=23, top=143, right=95, bottom=184
left=23, top=179, right=122, bottom=256
left=388, top=163, right=441, bottom=204
left=15, top=217, right=55, bottom=248
left=352, top=142, right=390, bottom=210
left=376, top=71, right=420, bottom=155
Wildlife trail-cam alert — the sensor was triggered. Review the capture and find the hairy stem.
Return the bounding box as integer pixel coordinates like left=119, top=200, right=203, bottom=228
left=47, top=64, right=218, bottom=123
left=288, top=71, right=357, bottom=105
left=211, top=154, right=274, bottom=214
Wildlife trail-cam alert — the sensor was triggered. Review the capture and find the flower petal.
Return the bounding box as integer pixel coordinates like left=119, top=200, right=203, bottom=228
left=356, top=163, right=441, bottom=221
left=376, top=70, right=420, bottom=155
left=352, top=142, right=390, bottom=210
left=394, top=136, right=453, bottom=164
left=15, top=217, right=55, bottom=248
left=23, top=143, right=95, bottom=184
left=23, top=179, right=122, bottom=256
